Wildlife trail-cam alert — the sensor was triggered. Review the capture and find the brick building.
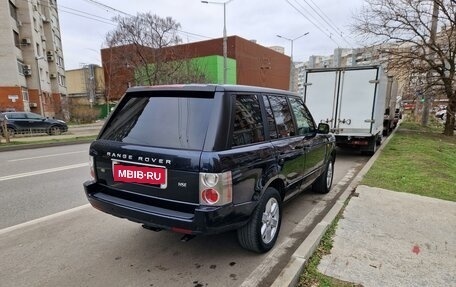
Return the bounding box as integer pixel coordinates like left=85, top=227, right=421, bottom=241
left=0, top=0, right=67, bottom=118
left=101, top=36, right=291, bottom=101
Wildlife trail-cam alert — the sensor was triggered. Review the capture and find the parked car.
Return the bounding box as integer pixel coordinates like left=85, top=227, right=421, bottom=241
left=392, top=108, right=403, bottom=129
left=1, top=112, right=68, bottom=137
left=83, top=84, right=336, bottom=253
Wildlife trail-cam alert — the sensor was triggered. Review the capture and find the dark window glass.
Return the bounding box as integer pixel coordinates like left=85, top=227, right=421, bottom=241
left=289, top=97, right=315, bottom=135
left=13, top=30, right=19, bottom=48
left=9, top=1, right=17, bottom=21
left=26, top=112, right=43, bottom=120
left=100, top=92, right=214, bottom=150
left=7, top=113, right=26, bottom=119
left=232, top=94, right=265, bottom=147
left=262, top=96, right=278, bottom=139
left=268, top=96, right=296, bottom=138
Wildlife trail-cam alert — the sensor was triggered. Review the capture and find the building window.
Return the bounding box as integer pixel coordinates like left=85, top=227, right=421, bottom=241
left=13, top=30, right=20, bottom=48
left=22, top=88, right=29, bottom=102
left=36, top=43, right=41, bottom=56
left=33, top=17, right=38, bottom=31
left=17, top=59, right=25, bottom=75
left=58, top=74, right=66, bottom=87
left=9, top=1, right=18, bottom=21
left=57, top=56, right=64, bottom=68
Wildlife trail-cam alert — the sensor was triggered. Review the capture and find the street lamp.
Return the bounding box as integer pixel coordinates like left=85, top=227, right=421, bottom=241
left=277, top=32, right=309, bottom=91
left=201, top=0, right=234, bottom=84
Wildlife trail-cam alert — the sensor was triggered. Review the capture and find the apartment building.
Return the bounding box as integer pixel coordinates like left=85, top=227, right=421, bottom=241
left=0, top=0, right=67, bottom=118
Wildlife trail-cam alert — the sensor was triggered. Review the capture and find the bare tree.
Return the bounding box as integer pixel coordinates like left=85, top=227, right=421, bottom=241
left=353, top=0, right=455, bottom=135
left=104, top=12, right=207, bottom=98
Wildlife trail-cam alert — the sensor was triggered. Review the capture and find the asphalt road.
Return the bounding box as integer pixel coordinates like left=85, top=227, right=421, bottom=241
left=0, top=144, right=369, bottom=287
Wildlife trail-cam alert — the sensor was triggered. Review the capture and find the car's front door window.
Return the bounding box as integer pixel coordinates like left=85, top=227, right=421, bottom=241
left=289, top=98, right=316, bottom=135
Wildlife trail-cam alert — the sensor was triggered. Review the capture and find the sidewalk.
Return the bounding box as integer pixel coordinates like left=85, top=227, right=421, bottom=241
left=318, top=185, right=456, bottom=286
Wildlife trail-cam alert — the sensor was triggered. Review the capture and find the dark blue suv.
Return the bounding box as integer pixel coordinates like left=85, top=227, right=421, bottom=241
left=1, top=112, right=68, bottom=137
left=84, top=84, right=336, bottom=253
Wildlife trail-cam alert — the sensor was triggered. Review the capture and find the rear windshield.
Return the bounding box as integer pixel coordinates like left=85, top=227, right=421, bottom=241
left=100, top=91, right=215, bottom=150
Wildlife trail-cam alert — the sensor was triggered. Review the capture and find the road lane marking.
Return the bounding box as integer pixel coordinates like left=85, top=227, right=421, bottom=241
left=0, top=163, right=89, bottom=182
left=8, top=150, right=87, bottom=162
left=0, top=204, right=90, bottom=235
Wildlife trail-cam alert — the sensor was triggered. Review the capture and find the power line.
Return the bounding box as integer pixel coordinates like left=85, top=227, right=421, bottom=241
left=59, top=4, right=114, bottom=22
left=285, top=0, right=342, bottom=47
left=308, top=0, right=346, bottom=36
left=292, top=0, right=336, bottom=40
left=81, top=0, right=133, bottom=17
left=16, top=0, right=116, bottom=26
left=77, top=0, right=212, bottom=40
left=59, top=9, right=116, bottom=26
left=299, top=0, right=354, bottom=48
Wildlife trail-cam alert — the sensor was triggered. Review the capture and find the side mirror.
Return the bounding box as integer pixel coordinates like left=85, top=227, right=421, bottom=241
left=317, top=123, right=330, bottom=134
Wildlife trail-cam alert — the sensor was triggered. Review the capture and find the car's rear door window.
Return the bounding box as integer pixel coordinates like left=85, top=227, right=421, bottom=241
left=232, top=94, right=265, bottom=146
left=267, top=95, right=296, bottom=138
left=262, top=96, right=279, bottom=140
left=100, top=92, right=214, bottom=150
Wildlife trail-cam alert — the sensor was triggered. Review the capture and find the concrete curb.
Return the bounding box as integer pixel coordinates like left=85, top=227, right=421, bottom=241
left=271, top=128, right=398, bottom=287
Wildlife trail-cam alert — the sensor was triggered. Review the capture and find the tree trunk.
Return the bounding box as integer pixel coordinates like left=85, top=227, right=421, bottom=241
left=443, top=97, right=455, bottom=136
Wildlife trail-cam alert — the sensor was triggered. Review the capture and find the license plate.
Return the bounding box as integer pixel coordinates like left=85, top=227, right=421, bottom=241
left=113, top=163, right=167, bottom=188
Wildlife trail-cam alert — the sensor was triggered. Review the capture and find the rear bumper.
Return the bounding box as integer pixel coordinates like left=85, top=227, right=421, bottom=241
left=83, top=181, right=256, bottom=235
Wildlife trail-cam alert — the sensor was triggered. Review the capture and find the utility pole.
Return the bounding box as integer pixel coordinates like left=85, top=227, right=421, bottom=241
left=422, top=0, right=439, bottom=126
left=277, top=32, right=309, bottom=91
left=201, top=0, right=234, bottom=84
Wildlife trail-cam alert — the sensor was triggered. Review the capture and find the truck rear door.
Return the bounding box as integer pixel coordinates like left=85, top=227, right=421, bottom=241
left=337, top=68, right=378, bottom=135
left=304, top=70, right=338, bottom=129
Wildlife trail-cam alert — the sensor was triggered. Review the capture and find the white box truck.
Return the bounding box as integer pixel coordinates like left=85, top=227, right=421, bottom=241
left=303, top=65, right=397, bottom=154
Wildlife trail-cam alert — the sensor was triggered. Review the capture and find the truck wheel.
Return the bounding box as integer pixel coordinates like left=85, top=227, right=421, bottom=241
left=367, top=139, right=377, bottom=155
left=237, top=187, right=282, bottom=253
left=312, top=157, right=334, bottom=194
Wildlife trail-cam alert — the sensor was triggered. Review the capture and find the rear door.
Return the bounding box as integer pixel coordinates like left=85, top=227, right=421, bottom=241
left=25, top=112, right=47, bottom=132
left=304, top=70, right=338, bottom=129
left=265, top=95, right=306, bottom=187
left=337, top=68, right=378, bottom=135
left=94, top=91, right=216, bottom=204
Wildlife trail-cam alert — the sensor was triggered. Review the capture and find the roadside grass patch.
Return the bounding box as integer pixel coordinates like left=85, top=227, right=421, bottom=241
left=362, top=121, right=456, bottom=202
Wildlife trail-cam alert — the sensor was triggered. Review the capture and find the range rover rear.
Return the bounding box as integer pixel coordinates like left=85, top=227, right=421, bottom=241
left=84, top=84, right=336, bottom=253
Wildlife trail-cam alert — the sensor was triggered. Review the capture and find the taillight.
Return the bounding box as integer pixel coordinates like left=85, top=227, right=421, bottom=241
left=199, top=171, right=232, bottom=206
left=89, top=156, right=95, bottom=179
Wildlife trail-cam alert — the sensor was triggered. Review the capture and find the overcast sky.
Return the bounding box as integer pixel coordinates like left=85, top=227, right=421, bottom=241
left=58, top=0, right=365, bottom=70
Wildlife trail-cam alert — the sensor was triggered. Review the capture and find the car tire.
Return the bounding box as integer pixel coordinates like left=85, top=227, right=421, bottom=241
left=48, top=126, right=62, bottom=135
left=312, top=157, right=334, bottom=194
left=237, top=187, right=282, bottom=253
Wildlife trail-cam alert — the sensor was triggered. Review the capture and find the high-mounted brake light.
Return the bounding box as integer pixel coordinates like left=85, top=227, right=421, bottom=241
left=199, top=171, right=232, bottom=206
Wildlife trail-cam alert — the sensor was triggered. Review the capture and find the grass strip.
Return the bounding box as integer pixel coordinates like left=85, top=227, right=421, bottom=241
left=0, top=135, right=96, bottom=149
left=361, top=121, right=456, bottom=202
